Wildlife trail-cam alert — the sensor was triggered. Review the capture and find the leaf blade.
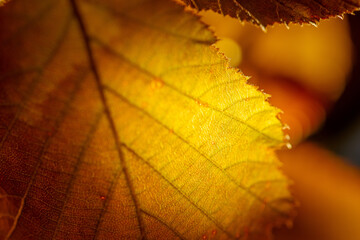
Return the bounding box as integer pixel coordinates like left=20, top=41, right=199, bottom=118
left=0, top=0, right=294, bottom=239
left=181, top=0, right=360, bottom=27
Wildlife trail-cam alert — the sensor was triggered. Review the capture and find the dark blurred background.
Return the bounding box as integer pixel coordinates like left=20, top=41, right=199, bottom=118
left=313, top=13, right=360, bottom=165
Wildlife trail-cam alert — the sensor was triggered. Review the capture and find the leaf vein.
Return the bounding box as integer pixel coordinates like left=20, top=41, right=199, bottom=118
left=140, top=209, right=185, bottom=240
left=93, top=37, right=281, bottom=144
left=69, top=0, right=146, bottom=238
left=5, top=16, right=75, bottom=240
left=52, top=111, right=104, bottom=239
left=121, top=143, right=235, bottom=239
left=104, top=85, right=288, bottom=217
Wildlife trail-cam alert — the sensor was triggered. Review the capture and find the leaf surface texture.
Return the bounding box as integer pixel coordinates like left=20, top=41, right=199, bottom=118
left=182, top=0, right=360, bottom=27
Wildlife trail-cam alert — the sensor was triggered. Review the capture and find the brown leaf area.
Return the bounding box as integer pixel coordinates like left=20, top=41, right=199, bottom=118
left=0, top=0, right=293, bottom=239
left=182, top=0, right=360, bottom=27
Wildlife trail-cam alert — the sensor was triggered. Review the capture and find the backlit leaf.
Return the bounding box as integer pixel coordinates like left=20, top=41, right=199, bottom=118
left=0, top=0, right=293, bottom=239
left=181, top=0, right=360, bottom=27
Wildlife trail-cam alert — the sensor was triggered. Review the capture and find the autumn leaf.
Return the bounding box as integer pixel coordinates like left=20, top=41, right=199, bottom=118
left=181, top=0, right=360, bottom=28
left=0, top=0, right=293, bottom=239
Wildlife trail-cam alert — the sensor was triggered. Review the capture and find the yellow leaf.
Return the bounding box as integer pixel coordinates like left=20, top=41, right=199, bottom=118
left=0, top=0, right=293, bottom=239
